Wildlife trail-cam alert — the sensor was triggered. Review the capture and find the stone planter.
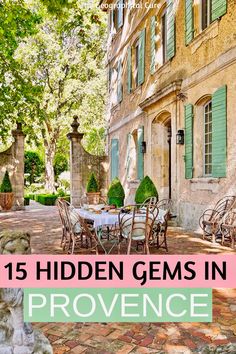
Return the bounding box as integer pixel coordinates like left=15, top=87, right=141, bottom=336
left=86, top=192, right=101, bottom=205
left=0, top=192, right=14, bottom=211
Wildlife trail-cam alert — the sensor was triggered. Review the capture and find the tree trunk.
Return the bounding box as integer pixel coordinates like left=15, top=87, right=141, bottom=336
left=45, top=142, right=56, bottom=193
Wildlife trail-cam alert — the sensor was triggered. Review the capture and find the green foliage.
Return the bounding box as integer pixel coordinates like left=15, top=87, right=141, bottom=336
left=135, top=176, right=158, bottom=205
left=24, top=151, right=44, bottom=184
left=57, top=187, right=66, bottom=197
left=0, top=171, right=13, bottom=193
left=86, top=173, right=99, bottom=193
left=108, top=178, right=125, bottom=199
left=37, top=194, right=58, bottom=206
left=24, top=196, right=30, bottom=206
left=54, top=153, right=68, bottom=179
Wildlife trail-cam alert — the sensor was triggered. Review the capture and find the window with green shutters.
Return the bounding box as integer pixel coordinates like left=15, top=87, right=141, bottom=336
left=117, top=60, right=123, bottom=103
left=111, top=139, right=119, bottom=180
left=150, top=16, right=156, bottom=74
left=137, top=126, right=144, bottom=180
left=117, top=0, right=124, bottom=29
left=211, top=0, right=227, bottom=22
left=166, top=0, right=175, bottom=60
left=212, top=85, right=227, bottom=177
left=184, top=104, right=193, bottom=179
left=185, top=0, right=194, bottom=45
left=137, top=29, right=146, bottom=86
left=127, top=47, right=132, bottom=94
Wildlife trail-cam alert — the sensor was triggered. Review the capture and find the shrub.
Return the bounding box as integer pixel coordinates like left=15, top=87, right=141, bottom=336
left=86, top=173, right=99, bottom=193
left=0, top=171, right=13, bottom=193
left=24, top=151, right=44, bottom=185
left=108, top=178, right=125, bottom=207
left=37, top=194, right=58, bottom=206
left=54, top=153, right=69, bottom=180
left=24, top=196, right=30, bottom=206
left=135, top=176, right=158, bottom=205
left=108, top=178, right=125, bottom=198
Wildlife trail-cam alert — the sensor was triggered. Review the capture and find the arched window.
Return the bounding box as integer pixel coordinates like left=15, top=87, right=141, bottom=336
left=204, top=100, right=212, bottom=176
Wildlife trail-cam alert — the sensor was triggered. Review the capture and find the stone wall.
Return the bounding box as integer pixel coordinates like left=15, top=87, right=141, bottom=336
left=68, top=116, right=109, bottom=207
left=0, top=124, right=25, bottom=211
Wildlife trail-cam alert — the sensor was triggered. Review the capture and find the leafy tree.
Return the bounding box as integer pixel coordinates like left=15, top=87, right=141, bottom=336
left=24, top=151, right=44, bottom=184
left=53, top=153, right=68, bottom=179
left=14, top=0, right=107, bottom=192
left=0, top=0, right=41, bottom=141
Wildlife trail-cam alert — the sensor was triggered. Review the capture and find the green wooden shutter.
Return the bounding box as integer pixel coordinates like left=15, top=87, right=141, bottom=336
left=127, top=47, right=132, bottom=94
left=125, top=133, right=131, bottom=178
left=211, top=0, right=227, bottom=22
left=166, top=0, right=175, bottom=60
left=185, top=0, right=194, bottom=45
left=137, top=126, right=144, bottom=180
left=150, top=16, right=156, bottom=74
left=117, top=60, right=123, bottom=103
left=111, top=139, right=119, bottom=180
left=185, top=104, right=193, bottom=179
left=138, top=29, right=146, bottom=86
left=117, top=0, right=124, bottom=28
left=212, top=85, right=227, bottom=177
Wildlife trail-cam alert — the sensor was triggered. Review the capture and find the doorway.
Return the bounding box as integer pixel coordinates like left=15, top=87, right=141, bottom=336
left=151, top=113, right=172, bottom=200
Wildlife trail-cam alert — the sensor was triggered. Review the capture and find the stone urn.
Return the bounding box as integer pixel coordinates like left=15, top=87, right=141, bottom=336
left=0, top=192, right=14, bottom=211
left=86, top=192, right=101, bottom=205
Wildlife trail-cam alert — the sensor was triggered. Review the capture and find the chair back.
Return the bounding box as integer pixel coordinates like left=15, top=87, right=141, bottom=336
left=210, top=196, right=236, bottom=221
left=119, top=206, right=158, bottom=241
left=141, top=197, right=158, bottom=208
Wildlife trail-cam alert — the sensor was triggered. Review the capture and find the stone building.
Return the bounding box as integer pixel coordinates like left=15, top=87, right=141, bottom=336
left=100, top=0, right=236, bottom=230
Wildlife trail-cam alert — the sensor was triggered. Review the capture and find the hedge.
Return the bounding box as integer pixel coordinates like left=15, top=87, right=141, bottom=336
left=28, top=193, right=70, bottom=206
left=37, top=194, right=58, bottom=206
left=24, top=196, right=30, bottom=206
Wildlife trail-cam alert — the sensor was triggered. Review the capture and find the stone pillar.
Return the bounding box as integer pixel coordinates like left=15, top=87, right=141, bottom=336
left=0, top=231, right=52, bottom=354
left=67, top=116, right=84, bottom=207
left=12, top=123, right=25, bottom=211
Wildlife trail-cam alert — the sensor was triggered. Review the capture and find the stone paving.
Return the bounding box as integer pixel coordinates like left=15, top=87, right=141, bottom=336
left=1, top=202, right=236, bottom=353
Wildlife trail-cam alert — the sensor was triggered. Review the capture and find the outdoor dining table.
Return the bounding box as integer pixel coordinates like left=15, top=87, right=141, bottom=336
left=76, top=208, right=120, bottom=254
left=76, top=208, right=167, bottom=254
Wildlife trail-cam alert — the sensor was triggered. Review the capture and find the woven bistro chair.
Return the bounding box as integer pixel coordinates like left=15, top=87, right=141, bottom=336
left=220, top=209, right=236, bottom=248
left=57, top=199, right=98, bottom=254
left=118, top=205, right=158, bottom=254
left=199, top=196, right=236, bottom=243
left=151, top=199, right=172, bottom=252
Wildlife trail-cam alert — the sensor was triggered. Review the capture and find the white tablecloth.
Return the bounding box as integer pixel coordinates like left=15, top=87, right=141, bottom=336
left=76, top=209, right=119, bottom=229
left=76, top=208, right=167, bottom=229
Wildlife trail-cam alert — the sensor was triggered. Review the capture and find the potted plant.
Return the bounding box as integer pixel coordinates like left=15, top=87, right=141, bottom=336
left=108, top=178, right=125, bottom=208
left=86, top=173, right=100, bottom=204
left=135, top=175, right=158, bottom=205
left=0, top=171, right=14, bottom=211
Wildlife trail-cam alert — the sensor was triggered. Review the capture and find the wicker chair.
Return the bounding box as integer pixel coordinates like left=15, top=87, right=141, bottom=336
left=57, top=199, right=98, bottom=254
left=151, top=199, right=172, bottom=252
left=199, top=196, right=236, bottom=243
left=118, top=205, right=158, bottom=254
left=220, top=209, right=236, bottom=248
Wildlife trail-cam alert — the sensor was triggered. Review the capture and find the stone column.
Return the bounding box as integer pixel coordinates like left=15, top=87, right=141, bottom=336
left=67, top=116, right=84, bottom=207
left=12, top=123, right=25, bottom=211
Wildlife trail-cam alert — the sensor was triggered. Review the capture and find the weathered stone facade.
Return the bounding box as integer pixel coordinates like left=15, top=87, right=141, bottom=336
left=0, top=123, right=25, bottom=211
left=101, top=0, right=236, bottom=231
left=68, top=116, right=109, bottom=207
